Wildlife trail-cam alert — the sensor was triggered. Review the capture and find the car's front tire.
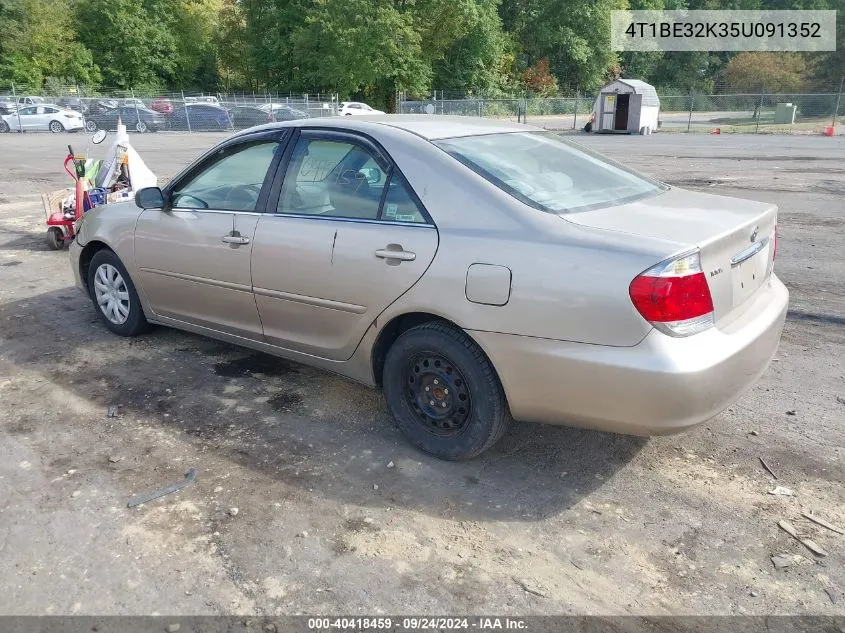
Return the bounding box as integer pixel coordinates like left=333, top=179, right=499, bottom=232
left=87, top=250, right=149, bottom=337
left=0, top=120, right=9, bottom=133
left=382, top=322, right=511, bottom=460
left=85, top=119, right=97, bottom=132
left=136, top=120, right=148, bottom=133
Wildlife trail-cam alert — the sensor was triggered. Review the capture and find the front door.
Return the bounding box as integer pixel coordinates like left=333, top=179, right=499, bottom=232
left=12, top=106, right=37, bottom=131
left=251, top=131, right=438, bottom=360
left=134, top=135, right=283, bottom=339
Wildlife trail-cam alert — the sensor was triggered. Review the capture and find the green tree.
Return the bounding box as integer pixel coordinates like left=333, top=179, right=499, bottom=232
left=721, top=52, right=809, bottom=92
left=76, top=0, right=176, bottom=89
left=0, top=0, right=100, bottom=90
left=432, top=0, right=516, bottom=96
left=170, top=0, right=223, bottom=90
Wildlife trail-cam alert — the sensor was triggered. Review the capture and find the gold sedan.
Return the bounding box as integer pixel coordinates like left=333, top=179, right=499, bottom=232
left=70, top=116, right=787, bottom=459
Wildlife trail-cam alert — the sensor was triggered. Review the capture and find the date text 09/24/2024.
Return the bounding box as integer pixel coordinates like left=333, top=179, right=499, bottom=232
left=307, top=617, right=528, bottom=630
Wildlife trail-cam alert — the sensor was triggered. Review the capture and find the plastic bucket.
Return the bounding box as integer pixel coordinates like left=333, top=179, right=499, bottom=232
left=824, top=126, right=835, bottom=137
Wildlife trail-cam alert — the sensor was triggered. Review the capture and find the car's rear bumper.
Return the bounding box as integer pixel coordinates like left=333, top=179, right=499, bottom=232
left=471, top=275, right=788, bottom=435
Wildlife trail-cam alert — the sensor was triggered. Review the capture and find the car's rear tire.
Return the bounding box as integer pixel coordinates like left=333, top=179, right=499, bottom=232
left=382, top=322, right=511, bottom=460
left=136, top=120, right=147, bottom=133
left=87, top=250, right=149, bottom=337
left=0, top=120, right=9, bottom=133
left=85, top=119, right=97, bottom=132
left=49, top=120, right=65, bottom=133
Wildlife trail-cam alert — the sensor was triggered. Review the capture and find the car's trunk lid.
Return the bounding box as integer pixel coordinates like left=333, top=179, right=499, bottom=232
left=562, top=187, right=777, bottom=325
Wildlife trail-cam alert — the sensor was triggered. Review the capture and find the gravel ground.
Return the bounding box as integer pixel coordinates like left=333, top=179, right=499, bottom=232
left=0, top=130, right=842, bottom=616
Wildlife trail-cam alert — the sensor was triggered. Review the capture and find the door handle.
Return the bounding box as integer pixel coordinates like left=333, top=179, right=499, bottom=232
left=375, top=248, right=415, bottom=262
left=222, top=233, right=250, bottom=245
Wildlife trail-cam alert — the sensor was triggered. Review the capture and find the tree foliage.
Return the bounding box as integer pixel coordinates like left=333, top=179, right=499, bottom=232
left=0, top=0, right=841, bottom=105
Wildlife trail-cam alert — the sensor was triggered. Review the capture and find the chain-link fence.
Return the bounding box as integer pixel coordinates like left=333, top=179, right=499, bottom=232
left=0, top=84, right=340, bottom=134
left=398, top=89, right=844, bottom=134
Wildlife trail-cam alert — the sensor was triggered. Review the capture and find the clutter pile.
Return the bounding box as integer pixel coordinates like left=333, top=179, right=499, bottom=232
left=41, top=119, right=157, bottom=250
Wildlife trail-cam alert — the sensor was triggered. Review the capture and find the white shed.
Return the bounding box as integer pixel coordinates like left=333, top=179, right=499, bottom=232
left=593, top=79, right=660, bottom=135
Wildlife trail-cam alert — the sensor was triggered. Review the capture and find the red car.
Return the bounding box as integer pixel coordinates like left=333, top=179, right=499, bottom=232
left=150, top=97, right=174, bottom=115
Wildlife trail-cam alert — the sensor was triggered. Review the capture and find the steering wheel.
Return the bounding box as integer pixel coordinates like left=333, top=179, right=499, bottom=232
left=172, top=193, right=209, bottom=209
left=223, top=183, right=262, bottom=211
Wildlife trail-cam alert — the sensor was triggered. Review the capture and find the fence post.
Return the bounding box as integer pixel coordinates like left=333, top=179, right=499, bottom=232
left=573, top=90, right=580, bottom=129
left=755, top=90, right=764, bottom=133
left=77, top=84, right=86, bottom=131
left=686, top=93, right=694, bottom=132
left=131, top=87, right=141, bottom=132
left=832, top=75, right=844, bottom=130
left=181, top=90, right=192, bottom=133
left=11, top=83, right=23, bottom=133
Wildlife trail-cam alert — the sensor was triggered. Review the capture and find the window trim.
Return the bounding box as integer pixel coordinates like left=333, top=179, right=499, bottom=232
left=265, top=127, right=434, bottom=227
left=162, top=129, right=290, bottom=214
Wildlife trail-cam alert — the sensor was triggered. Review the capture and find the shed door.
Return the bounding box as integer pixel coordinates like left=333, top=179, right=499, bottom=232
left=601, top=94, right=616, bottom=130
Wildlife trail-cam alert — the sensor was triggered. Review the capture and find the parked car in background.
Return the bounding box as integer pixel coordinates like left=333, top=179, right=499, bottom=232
left=15, top=96, right=44, bottom=108
left=339, top=101, right=384, bottom=115
left=150, top=97, right=174, bottom=115
left=86, top=99, right=120, bottom=115
left=69, top=116, right=787, bottom=460
left=184, top=96, right=220, bottom=105
left=57, top=98, right=88, bottom=114
left=270, top=105, right=309, bottom=121
left=168, top=104, right=232, bottom=131
left=0, top=98, right=15, bottom=115
left=122, top=98, right=147, bottom=109
left=0, top=104, right=83, bottom=133
left=85, top=106, right=166, bottom=133
left=229, top=105, right=273, bottom=129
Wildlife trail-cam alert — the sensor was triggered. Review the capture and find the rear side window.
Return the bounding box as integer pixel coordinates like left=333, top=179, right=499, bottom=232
left=435, top=132, right=666, bottom=214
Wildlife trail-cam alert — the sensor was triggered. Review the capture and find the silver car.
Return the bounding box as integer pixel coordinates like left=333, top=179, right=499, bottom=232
left=69, top=116, right=787, bottom=460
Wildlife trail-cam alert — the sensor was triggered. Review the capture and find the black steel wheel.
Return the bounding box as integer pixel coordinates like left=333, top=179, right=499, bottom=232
left=383, top=322, right=511, bottom=460
left=404, top=352, right=472, bottom=436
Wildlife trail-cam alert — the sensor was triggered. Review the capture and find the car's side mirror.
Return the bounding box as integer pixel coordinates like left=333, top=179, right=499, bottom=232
left=135, top=187, right=166, bottom=209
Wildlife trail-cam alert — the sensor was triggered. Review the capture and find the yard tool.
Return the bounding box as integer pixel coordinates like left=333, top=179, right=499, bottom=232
left=44, top=129, right=107, bottom=250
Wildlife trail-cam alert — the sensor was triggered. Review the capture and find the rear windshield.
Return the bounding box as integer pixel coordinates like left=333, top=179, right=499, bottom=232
left=434, top=131, right=666, bottom=213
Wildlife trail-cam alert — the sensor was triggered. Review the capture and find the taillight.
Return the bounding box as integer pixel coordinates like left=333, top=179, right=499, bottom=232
left=629, top=251, right=715, bottom=337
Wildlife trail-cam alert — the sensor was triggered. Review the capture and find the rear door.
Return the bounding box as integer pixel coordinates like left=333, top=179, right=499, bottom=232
left=251, top=129, right=438, bottom=360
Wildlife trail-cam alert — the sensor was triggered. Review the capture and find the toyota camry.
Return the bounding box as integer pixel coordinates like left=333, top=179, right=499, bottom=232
left=69, top=116, right=787, bottom=460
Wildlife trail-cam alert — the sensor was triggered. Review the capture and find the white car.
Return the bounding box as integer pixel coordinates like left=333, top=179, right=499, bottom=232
left=0, top=104, right=84, bottom=133
left=338, top=101, right=385, bottom=116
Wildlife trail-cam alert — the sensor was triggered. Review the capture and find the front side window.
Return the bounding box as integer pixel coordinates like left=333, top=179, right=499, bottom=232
left=171, top=141, right=278, bottom=211
left=18, top=107, right=36, bottom=115
left=435, top=132, right=666, bottom=214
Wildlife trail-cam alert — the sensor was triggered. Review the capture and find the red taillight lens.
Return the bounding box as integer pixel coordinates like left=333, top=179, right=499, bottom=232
left=629, top=252, right=715, bottom=337
left=630, top=273, right=713, bottom=321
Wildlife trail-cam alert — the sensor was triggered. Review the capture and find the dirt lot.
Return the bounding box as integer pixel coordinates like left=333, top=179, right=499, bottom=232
left=0, top=131, right=843, bottom=616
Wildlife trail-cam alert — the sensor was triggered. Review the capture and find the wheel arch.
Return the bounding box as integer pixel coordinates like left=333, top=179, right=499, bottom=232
left=78, top=240, right=115, bottom=296
left=370, top=311, right=501, bottom=391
